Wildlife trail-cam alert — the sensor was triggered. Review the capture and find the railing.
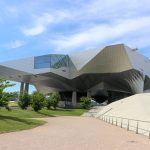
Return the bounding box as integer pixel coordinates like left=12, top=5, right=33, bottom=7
left=98, top=115, right=150, bottom=139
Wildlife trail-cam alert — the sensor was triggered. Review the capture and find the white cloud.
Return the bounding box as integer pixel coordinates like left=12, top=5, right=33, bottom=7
left=21, top=11, right=69, bottom=36
left=72, top=0, right=150, bottom=21
left=50, top=16, right=150, bottom=51
left=22, top=24, right=46, bottom=36
left=6, top=40, right=25, bottom=49
left=2, top=0, right=150, bottom=55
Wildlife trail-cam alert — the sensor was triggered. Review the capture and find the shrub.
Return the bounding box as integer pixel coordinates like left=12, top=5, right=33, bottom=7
left=18, top=93, right=30, bottom=109
left=45, top=96, right=52, bottom=110
left=30, top=92, right=45, bottom=111
left=49, top=92, right=61, bottom=109
left=0, top=92, right=13, bottom=111
left=80, top=96, right=91, bottom=109
left=0, top=79, right=15, bottom=110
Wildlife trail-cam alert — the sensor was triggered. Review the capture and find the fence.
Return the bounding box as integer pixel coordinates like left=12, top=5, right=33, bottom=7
left=98, top=115, right=150, bottom=139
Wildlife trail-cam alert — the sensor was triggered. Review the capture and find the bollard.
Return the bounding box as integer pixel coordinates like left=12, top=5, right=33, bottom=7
left=127, top=119, right=129, bottom=131
left=136, top=122, right=139, bottom=134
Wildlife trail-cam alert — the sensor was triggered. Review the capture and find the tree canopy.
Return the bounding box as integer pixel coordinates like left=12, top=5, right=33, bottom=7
left=0, top=79, right=15, bottom=110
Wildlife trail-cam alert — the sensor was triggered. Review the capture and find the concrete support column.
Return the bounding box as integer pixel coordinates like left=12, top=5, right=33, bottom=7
left=72, top=91, right=77, bottom=107
left=24, top=83, right=29, bottom=94
left=20, top=82, right=24, bottom=95
left=87, top=91, right=91, bottom=97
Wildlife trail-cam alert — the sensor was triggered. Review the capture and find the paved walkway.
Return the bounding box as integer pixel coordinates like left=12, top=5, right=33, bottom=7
left=0, top=117, right=150, bottom=150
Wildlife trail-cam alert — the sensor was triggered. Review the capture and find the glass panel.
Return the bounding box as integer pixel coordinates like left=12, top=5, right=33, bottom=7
left=34, top=54, right=69, bottom=69
left=50, top=55, right=68, bottom=69
left=34, top=63, right=50, bottom=69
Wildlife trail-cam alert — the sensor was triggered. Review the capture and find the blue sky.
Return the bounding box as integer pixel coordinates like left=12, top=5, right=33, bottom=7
left=1, top=0, right=150, bottom=93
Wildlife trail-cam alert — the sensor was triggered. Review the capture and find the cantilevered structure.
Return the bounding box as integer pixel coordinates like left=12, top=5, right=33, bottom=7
left=0, top=44, right=150, bottom=106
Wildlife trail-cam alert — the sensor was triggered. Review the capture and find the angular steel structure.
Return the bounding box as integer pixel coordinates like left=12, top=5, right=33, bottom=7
left=0, top=44, right=150, bottom=105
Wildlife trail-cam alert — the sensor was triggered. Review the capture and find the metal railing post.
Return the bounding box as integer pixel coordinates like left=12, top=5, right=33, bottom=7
left=98, top=115, right=150, bottom=139
left=121, top=118, right=123, bottom=128
left=112, top=117, right=113, bottom=125
left=127, top=119, right=129, bottom=131
left=136, top=122, right=139, bottom=134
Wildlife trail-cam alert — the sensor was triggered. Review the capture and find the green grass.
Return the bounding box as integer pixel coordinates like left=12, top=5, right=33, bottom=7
left=39, top=108, right=88, bottom=116
left=0, top=106, right=87, bottom=133
left=0, top=116, right=45, bottom=133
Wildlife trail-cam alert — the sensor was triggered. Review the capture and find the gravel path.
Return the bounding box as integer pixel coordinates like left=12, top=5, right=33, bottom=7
left=0, top=116, right=150, bottom=150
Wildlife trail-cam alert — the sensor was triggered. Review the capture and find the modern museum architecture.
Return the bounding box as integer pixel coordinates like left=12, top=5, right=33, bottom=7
left=0, top=44, right=150, bottom=106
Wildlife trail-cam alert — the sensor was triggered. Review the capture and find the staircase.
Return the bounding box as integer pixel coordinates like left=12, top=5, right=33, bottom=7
left=82, top=106, right=105, bottom=117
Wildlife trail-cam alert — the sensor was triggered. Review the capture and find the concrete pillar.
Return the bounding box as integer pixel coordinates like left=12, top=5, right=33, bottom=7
left=20, top=82, right=24, bottom=95
left=87, top=91, right=91, bottom=97
left=72, top=91, right=77, bottom=106
left=24, top=83, right=29, bottom=94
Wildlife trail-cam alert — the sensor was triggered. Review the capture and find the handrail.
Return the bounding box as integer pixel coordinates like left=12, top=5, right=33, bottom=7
left=99, top=114, right=150, bottom=139
left=100, top=114, right=150, bottom=124
left=100, top=108, right=112, bottom=116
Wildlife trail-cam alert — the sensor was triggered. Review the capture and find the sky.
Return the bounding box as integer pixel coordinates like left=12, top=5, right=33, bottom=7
left=1, top=0, right=150, bottom=93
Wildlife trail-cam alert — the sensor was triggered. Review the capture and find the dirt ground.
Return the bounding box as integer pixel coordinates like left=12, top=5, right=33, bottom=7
left=0, top=116, right=150, bottom=150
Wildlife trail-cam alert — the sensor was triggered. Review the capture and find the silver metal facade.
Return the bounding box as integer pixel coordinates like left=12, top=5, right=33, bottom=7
left=0, top=44, right=150, bottom=101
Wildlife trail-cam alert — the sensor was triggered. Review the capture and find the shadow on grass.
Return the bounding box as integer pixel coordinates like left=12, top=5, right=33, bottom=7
left=37, top=111, right=56, bottom=117
left=52, top=108, right=73, bottom=111
left=0, top=115, right=41, bottom=125
left=37, top=108, right=73, bottom=117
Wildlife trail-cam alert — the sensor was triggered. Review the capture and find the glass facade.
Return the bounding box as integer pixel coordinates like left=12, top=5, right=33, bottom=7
left=34, top=54, right=69, bottom=69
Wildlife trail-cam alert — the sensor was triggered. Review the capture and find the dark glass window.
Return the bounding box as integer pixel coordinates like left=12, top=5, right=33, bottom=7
left=34, top=54, right=69, bottom=69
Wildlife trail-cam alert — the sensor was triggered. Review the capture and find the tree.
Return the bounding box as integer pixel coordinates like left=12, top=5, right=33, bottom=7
left=80, top=96, right=91, bottom=109
left=0, top=79, right=15, bottom=110
left=45, top=96, right=52, bottom=110
left=10, top=91, right=19, bottom=101
left=30, top=91, right=45, bottom=111
left=49, top=92, right=61, bottom=109
left=18, top=93, right=30, bottom=109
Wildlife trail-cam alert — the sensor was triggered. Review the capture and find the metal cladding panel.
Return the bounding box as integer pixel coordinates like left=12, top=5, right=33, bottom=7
left=0, top=57, right=35, bottom=74
left=32, top=69, right=146, bottom=95
left=0, top=57, right=54, bottom=75
left=69, top=47, right=104, bottom=71
left=79, top=44, right=133, bottom=74
left=0, top=44, right=150, bottom=96
left=0, top=65, right=31, bottom=82
left=125, top=46, right=150, bottom=77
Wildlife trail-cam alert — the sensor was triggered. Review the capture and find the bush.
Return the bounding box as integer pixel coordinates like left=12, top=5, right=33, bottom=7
left=30, top=92, right=45, bottom=112
left=0, top=92, right=12, bottom=111
left=0, top=79, right=15, bottom=110
left=80, top=96, right=91, bottom=109
left=18, top=93, right=30, bottom=110
left=45, top=96, right=52, bottom=110
left=46, top=92, right=61, bottom=109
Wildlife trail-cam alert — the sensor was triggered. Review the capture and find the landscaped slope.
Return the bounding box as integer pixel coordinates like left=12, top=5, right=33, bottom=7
left=96, top=93, right=150, bottom=121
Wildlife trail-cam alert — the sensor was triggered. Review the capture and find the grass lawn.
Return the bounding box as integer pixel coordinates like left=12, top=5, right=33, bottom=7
left=39, top=108, right=88, bottom=116
left=0, top=105, right=88, bottom=133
